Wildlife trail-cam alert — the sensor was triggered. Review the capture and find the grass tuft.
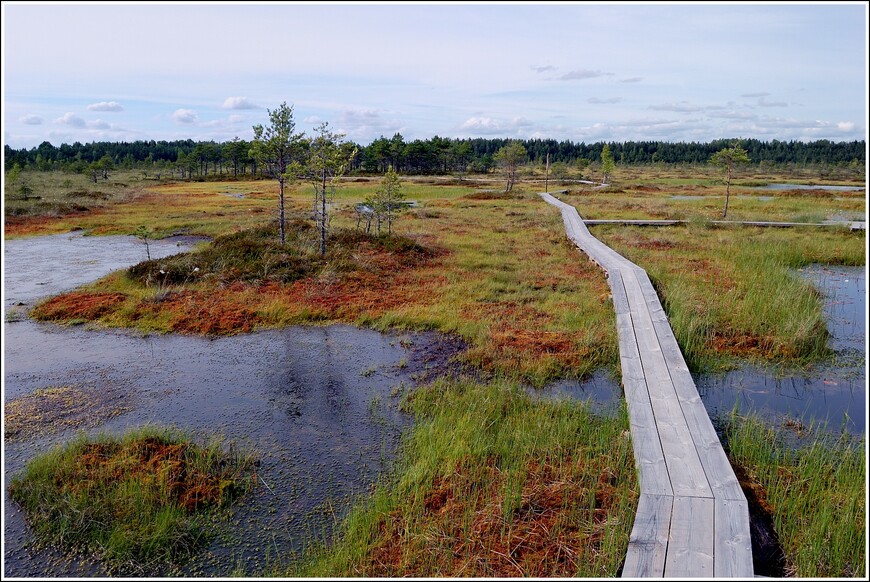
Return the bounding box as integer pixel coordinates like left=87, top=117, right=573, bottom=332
left=8, top=425, right=257, bottom=574
left=725, top=412, right=865, bottom=577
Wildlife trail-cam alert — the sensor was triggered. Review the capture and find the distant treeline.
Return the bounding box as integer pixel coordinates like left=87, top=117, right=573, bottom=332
left=4, top=136, right=865, bottom=177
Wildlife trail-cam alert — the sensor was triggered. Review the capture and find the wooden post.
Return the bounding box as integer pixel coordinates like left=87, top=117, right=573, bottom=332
left=545, top=151, right=550, bottom=193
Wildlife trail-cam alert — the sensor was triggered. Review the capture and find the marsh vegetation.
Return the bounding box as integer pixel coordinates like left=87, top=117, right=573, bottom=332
left=8, top=426, right=257, bottom=575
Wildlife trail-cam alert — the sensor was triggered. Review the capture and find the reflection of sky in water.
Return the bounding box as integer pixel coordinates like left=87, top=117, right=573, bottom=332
left=3, top=232, right=198, bottom=310
left=530, top=369, right=622, bottom=416
left=695, top=265, right=866, bottom=434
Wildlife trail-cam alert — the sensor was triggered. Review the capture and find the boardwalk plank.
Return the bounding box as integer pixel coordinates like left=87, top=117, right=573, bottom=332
left=610, top=270, right=631, bottom=314
left=664, top=496, right=715, bottom=578
left=622, top=494, right=672, bottom=578
left=646, top=305, right=746, bottom=500
left=616, top=280, right=673, bottom=494
left=622, top=269, right=711, bottom=498
left=714, top=498, right=754, bottom=577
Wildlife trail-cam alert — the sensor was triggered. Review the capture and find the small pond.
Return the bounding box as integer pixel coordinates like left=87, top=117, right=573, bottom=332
left=695, top=265, right=866, bottom=434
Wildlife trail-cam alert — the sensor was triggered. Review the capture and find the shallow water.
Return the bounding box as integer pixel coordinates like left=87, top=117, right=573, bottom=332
left=0, top=232, right=438, bottom=576
left=4, top=322, right=427, bottom=576
left=3, top=232, right=199, bottom=311
left=695, top=265, right=866, bottom=433
left=529, top=369, right=622, bottom=413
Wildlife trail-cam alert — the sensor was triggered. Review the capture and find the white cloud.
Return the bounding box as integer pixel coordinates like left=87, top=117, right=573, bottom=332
left=648, top=102, right=704, bottom=113
left=460, top=117, right=503, bottom=132
left=837, top=121, right=855, bottom=132
left=574, top=122, right=614, bottom=141
left=173, top=109, right=198, bottom=124
left=458, top=116, right=536, bottom=136
left=201, top=115, right=248, bottom=128
left=757, top=97, right=787, bottom=108
left=20, top=114, right=43, bottom=125
left=619, top=77, right=643, bottom=83
left=303, top=115, right=323, bottom=125
left=88, top=119, right=111, bottom=130
left=708, top=110, right=758, bottom=121
left=341, top=109, right=381, bottom=123
left=55, top=112, right=86, bottom=127
left=588, top=97, right=622, bottom=104
left=558, top=69, right=612, bottom=81
left=531, top=64, right=555, bottom=73
left=222, top=96, right=260, bottom=110
left=336, top=109, right=403, bottom=141
left=87, top=101, right=123, bottom=112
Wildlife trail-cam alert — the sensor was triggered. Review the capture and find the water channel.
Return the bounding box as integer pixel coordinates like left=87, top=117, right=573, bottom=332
left=2, top=232, right=865, bottom=576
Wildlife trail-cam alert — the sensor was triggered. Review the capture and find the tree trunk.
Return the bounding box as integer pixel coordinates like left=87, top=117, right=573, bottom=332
left=545, top=152, right=550, bottom=193
left=723, top=167, right=732, bottom=218
left=278, top=177, right=286, bottom=245
left=320, top=172, right=327, bottom=256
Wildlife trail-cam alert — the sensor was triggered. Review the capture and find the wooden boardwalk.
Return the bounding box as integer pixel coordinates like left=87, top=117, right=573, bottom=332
left=540, top=193, right=754, bottom=578
left=582, top=218, right=866, bottom=231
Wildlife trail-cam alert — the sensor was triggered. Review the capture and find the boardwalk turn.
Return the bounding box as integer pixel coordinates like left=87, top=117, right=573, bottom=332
left=540, top=193, right=753, bottom=578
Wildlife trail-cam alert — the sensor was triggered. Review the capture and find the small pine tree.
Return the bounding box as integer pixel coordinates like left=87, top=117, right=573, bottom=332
left=366, top=166, right=405, bottom=235
left=709, top=144, right=750, bottom=218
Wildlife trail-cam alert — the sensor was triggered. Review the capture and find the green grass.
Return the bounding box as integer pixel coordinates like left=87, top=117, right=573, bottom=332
left=280, top=378, right=637, bottom=577
left=8, top=425, right=257, bottom=574
left=725, top=413, right=865, bottom=577
left=560, top=188, right=864, bottom=224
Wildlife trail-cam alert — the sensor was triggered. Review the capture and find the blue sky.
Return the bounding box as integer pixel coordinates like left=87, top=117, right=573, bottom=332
left=2, top=2, right=867, bottom=149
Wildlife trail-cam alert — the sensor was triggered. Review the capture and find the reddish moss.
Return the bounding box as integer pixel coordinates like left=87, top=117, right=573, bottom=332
left=709, top=327, right=776, bottom=358
left=32, top=292, right=127, bottom=321
left=135, top=289, right=260, bottom=335
left=363, top=456, right=627, bottom=577
left=63, top=436, right=232, bottom=512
